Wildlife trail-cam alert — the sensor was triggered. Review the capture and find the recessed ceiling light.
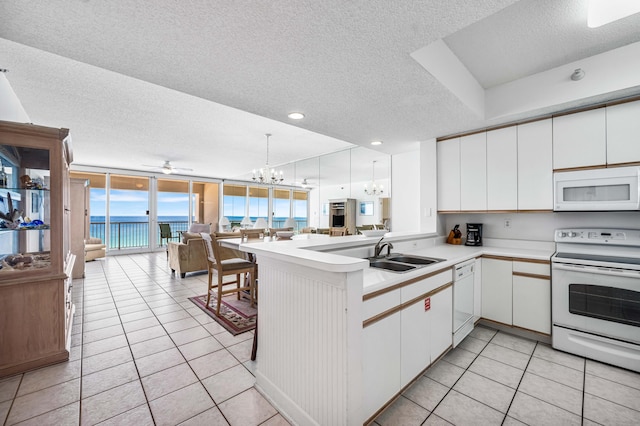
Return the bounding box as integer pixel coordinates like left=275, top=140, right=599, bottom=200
left=371, top=141, right=383, bottom=146
left=288, top=112, right=305, bottom=120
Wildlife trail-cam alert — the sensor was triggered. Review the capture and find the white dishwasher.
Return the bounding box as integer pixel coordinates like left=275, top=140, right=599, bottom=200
left=453, top=259, right=475, bottom=347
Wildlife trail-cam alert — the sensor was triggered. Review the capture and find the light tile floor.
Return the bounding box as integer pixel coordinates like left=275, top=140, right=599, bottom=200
left=1, top=252, right=639, bottom=425
left=374, top=325, right=640, bottom=426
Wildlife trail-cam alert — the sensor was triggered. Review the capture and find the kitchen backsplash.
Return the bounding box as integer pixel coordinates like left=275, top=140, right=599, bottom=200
left=443, top=211, right=640, bottom=242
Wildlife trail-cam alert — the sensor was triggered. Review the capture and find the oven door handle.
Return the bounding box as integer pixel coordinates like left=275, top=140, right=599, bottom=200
left=553, top=263, right=640, bottom=278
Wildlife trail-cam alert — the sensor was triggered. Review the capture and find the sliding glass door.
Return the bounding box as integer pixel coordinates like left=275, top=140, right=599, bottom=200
left=109, top=174, right=150, bottom=250
left=157, top=178, right=190, bottom=248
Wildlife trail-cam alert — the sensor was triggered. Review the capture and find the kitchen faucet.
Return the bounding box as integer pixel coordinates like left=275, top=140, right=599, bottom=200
left=374, top=237, right=393, bottom=257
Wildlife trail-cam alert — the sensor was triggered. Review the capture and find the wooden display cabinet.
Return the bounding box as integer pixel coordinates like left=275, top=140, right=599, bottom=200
left=0, top=120, right=75, bottom=378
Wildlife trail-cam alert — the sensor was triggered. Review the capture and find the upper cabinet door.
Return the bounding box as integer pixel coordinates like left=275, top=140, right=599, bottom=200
left=437, top=138, right=461, bottom=211
left=487, top=127, right=517, bottom=211
left=606, top=101, right=640, bottom=166
left=460, top=133, right=487, bottom=211
left=553, top=108, right=606, bottom=170
left=517, top=119, right=553, bottom=210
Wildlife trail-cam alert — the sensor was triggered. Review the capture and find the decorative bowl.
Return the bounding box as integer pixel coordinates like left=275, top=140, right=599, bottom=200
left=276, top=231, right=294, bottom=239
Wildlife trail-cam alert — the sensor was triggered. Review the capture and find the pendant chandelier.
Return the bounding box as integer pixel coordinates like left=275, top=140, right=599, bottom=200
left=252, top=133, right=284, bottom=185
left=364, top=160, right=383, bottom=195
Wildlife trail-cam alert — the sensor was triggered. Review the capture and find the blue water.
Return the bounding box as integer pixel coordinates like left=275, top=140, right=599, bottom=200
left=89, top=216, right=307, bottom=249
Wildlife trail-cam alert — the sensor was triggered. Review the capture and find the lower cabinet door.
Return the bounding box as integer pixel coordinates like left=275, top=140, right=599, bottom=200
left=430, top=286, right=453, bottom=362
left=362, top=312, right=401, bottom=419
left=482, top=259, right=513, bottom=325
left=513, top=275, right=551, bottom=334
left=400, top=300, right=431, bottom=388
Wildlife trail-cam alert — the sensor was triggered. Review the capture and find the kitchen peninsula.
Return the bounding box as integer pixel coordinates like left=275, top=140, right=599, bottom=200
left=226, top=232, right=553, bottom=425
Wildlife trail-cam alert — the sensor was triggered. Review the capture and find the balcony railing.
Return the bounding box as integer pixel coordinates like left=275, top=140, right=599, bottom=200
left=89, top=218, right=308, bottom=249
left=90, top=220, right=189, bottom=250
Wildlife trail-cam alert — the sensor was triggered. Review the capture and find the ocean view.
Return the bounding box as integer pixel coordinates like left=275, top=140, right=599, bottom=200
left=89, top=216, right=307, bottom=249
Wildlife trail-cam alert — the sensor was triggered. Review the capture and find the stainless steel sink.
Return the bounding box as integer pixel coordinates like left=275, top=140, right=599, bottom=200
left=369, top=260, right=416, bottom=272
left=367, top=253, right=445, bottom=273
left=386, top=255, right=445, bottom=265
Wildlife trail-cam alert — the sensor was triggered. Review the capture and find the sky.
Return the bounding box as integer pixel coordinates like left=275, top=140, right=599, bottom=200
left=90, top=189, right=306, bottom=218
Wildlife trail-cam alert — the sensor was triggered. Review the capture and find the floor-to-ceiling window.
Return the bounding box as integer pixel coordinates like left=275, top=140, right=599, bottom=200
left=223, top=184, right=247, bottom=228
left=69, top=171, right=107, bottom=242
left=109, top=174, right=150, bottom=250
left=293, top=190, right=309, bottom=230
left=248, top=186, right=269, bottom=225
left=272, top=189, right=290, bottom=228
left=157, top=178, right=190, bottom=243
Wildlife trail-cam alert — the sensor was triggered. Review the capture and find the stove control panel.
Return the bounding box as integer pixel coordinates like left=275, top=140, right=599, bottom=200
left=554, top=228, right=640, bottom=245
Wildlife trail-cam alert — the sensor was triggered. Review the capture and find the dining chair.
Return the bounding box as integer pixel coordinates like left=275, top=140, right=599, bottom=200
left=241, top=228, right=265, bottom=240
left=329, top=227, right=347, bottom=236
left=159, top=223, right=180, bottom=258
left=201, top=233, right=257, bottom=315
left=159, top=223, right=179, bottom=245
left=300, top=227, right=315, bottom=234
left=269, top=227, right=293, bottom=237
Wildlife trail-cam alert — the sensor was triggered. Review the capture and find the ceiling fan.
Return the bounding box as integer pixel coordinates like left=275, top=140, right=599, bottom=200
left=295, top=178, right=315, bottom=189
left=143, top=160, right=193, bottom=175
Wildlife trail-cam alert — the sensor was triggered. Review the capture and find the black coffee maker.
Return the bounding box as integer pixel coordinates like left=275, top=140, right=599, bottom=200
left=465, top=223, right=483, bottom=246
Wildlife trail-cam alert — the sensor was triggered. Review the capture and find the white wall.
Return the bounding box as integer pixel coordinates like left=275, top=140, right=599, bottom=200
left=443, top=211, right=640, bottom=242
left=391, top=150, right=420, bottom=232
left=420, top=139, right=438, bottom=233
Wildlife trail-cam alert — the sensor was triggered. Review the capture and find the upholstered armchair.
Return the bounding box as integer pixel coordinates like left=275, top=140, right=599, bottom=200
left=168, top=233, right=208, bottom=278
left=168, top=226, right=245, bottom=278
left=85, top=237, right=106, bottom=261
left=167, top=223, right=212, bottom=278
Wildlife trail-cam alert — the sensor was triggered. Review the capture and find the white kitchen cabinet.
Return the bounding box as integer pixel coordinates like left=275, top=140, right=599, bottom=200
left=363, top=311, right=401, bottom=418
left=553, top=108, right=606, bottom=170
left=481, top=258, right=512, bottom=325
left=400, top=300, right=431, bottom=387
left=517, top=119, right=553, bottom=210
left=512, top=261, right=551, bottom=334
left=400, top=269, right=451, bottom=387
left=437, top=138, right=461, bottom=211
left=460, top=132, right=487, bottom=211
left=430, top=286, right=453, bottom=362
left=606, top=100, right=640, bottom=165
left=487, top=127, right=517, bottom=210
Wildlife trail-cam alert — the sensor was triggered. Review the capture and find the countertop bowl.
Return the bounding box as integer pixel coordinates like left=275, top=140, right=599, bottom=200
left=276, top=231, right=294, bottom=239
left=360, top=229, right=387, bottom=237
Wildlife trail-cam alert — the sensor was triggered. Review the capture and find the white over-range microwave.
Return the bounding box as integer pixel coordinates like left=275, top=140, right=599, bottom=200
left=554, top=166, right=640, bottom=211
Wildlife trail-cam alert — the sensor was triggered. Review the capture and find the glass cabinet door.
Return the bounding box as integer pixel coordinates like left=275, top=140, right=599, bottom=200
left=0, top=144, right=52, bottom=274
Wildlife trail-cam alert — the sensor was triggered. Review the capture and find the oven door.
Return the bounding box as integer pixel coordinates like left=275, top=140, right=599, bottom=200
left=552, top=262, right=640, bottom=344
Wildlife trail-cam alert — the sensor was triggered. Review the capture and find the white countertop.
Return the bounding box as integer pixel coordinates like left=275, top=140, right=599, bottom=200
left=219, top=232, right=555, bottom=295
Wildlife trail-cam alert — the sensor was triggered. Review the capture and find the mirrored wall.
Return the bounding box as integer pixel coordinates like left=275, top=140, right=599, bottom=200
left=289, top=146, right=391, bottom=229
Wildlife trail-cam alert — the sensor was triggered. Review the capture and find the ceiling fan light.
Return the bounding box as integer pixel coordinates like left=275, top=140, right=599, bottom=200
left=571, top=68, right=585, bottom=81
left=162, top=167, right=172, bottom=174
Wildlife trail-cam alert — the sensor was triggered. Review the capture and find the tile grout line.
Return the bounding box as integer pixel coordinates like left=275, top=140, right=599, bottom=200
left=110, top=252, right=245, bottom=425
left=418, top=333, right=491, bottom=425
left=2, top=371, right=24, bottom=426
left=92, top=254, right=158, bottom=425
left=500, top=340, right=537, bottom=426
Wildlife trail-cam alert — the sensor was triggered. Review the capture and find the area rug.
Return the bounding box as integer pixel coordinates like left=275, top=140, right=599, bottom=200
left=189, top=292, right=256, bottom=335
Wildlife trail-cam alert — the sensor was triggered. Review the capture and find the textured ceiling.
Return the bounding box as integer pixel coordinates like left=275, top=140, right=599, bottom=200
left=1, top=0, right=639, bottom=182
